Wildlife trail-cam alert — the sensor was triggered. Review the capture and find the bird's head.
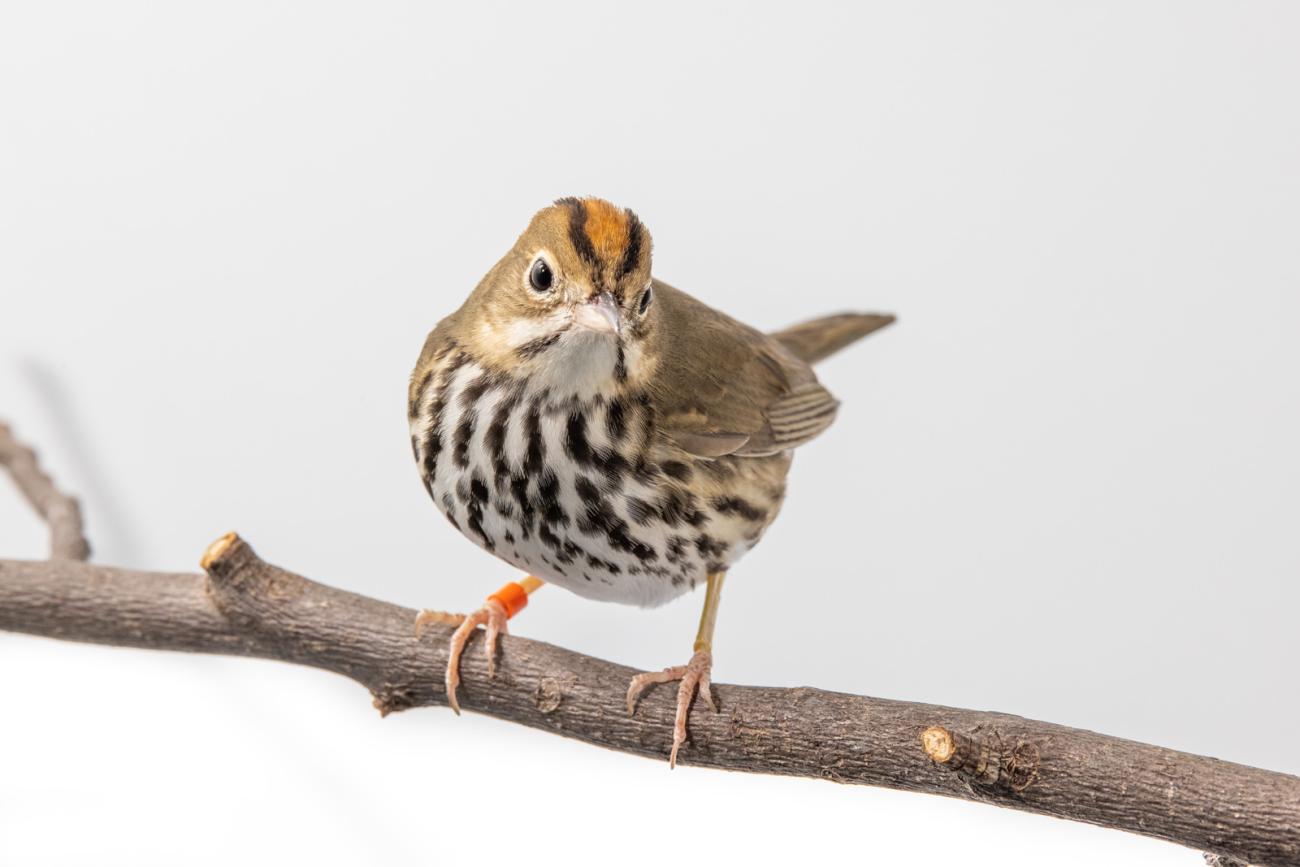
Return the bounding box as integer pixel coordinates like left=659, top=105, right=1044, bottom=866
left=461, top=197, right=657, bottom=397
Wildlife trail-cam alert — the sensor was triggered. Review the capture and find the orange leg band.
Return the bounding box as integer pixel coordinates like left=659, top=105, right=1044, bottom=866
left=487, top=581, right=531, bottom=619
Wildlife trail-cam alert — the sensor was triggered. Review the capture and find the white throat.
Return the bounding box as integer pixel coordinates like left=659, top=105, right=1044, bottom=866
left=533, top=330, right=620, bottom=401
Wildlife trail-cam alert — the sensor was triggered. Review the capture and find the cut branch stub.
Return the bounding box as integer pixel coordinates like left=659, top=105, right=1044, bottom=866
left=201, top=531, right=310, bottom=629
left=922, top=725, right=1041, bottom=793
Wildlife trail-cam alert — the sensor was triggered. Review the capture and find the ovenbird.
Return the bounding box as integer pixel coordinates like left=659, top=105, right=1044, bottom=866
left=409, top=197, right=893, bottom=766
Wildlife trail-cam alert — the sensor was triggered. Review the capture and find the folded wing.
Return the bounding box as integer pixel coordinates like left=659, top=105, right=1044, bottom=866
left=649, top=282, right=844, bottom=458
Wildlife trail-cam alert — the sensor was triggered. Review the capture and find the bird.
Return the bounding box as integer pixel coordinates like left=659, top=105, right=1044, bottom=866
left=408, top=197, right=893, bottom=766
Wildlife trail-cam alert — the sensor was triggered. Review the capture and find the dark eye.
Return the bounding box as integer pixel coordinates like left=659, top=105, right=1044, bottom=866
left=637, top=285, right=653, bottom=315
left=529, top=258, right=553, bottom=293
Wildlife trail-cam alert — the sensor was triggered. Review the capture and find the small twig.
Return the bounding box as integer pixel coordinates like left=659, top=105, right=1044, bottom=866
left=0, top=422, right=89, bottom=560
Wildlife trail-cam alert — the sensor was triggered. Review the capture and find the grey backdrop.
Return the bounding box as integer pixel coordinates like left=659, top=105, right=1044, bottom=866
left=2, top=2, right=1296, bottom=865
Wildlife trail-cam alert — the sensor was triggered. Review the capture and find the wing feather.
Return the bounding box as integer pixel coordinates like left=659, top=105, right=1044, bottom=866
left=648, top=282, right=841, bottom=458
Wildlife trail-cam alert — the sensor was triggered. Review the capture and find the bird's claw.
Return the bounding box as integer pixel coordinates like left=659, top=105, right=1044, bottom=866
left=414, top=609, right=464, bottom=635
left=626, top=649, right=715, bottom=768
left=414, top=599, right=508, bottom=715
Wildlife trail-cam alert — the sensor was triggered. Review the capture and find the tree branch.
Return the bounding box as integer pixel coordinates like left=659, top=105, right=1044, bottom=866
left=2, top=424, right=1297, bottom=866
left=0, top=422, right=89, bottom=561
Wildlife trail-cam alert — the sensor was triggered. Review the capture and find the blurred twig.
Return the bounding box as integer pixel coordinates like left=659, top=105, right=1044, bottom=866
left=1, top=421, right=1296, bottom=866
left=0, top=422, right=89, bottom=560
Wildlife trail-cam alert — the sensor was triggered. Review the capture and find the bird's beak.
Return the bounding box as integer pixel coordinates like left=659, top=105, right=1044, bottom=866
left=572, top=292, right=621, bottom=336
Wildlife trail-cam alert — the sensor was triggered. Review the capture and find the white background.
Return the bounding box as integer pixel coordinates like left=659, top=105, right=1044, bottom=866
left=2, top=2, right=1297, bottom=864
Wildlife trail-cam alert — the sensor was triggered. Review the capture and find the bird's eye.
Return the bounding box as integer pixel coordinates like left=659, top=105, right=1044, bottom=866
left=637, top=285, right=653, bottom=315
left=529, top=258, right=554, bottom=293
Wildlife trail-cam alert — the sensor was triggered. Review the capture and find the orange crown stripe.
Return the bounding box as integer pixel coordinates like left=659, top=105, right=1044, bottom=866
left=581, top=198, right=630, bottom=263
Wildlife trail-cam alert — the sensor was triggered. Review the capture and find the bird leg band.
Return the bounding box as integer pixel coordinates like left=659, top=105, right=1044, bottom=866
left=487, top=577, right=541, bottom=619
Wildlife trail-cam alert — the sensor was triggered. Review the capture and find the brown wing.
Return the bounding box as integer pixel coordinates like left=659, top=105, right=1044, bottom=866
left=647, top=281, right=841, bottom=458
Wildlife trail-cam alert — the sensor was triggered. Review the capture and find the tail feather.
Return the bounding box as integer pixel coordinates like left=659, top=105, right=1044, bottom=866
left=770, top=312, right=896, bottom=365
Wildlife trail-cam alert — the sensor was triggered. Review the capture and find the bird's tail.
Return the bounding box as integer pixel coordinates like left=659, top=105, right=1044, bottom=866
left=769, top=312, right=896, bottom=365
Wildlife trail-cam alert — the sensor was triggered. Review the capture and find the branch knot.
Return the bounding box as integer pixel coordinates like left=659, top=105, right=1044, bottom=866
left=922, top=725, right=1041, bottom=793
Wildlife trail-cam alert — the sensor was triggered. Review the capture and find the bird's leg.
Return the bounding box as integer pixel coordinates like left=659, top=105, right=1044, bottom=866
left=415, top=575, right=544, bottom=714
left=626, top=571, right=726, bottom=768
